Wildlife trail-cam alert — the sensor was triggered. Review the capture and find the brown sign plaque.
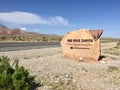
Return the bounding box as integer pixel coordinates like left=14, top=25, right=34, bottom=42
left=61, top=29, right=103, bottom=62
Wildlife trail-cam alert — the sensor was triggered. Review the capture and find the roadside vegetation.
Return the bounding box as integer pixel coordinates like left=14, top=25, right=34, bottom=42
left=0, top=56, right=39, bottom=90
left=100, top=37, right=120, bottom=43
left=0, top=34, right=62, bottom=42
left=103, top=42, right=120, bottom=56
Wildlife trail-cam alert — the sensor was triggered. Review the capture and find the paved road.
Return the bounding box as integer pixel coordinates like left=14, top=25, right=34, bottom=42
left=0, top=42, right=60, bottom=52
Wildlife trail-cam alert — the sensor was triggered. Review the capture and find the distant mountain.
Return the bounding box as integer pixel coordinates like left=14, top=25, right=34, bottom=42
left=0, top=24, right=62, bottom=42
left=0, top=24, right=8, bottom=29
left=0, top=24, right=34, bottom=35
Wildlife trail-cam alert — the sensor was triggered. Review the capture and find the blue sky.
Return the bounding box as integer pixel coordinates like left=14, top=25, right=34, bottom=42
left=0, top=0, right=120, bottom=38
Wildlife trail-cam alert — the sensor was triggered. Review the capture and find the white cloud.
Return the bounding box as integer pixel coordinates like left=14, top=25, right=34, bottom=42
left=0, top=11, right=50, bottom=24
left=50, top=16, right=69, bottom=26
left=20, top=27, right=27, bottom=31
left=0, top=11, right=70, bottom=26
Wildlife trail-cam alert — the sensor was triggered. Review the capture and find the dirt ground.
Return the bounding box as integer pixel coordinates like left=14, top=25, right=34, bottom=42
left=0, top=42, right=120, bottom=90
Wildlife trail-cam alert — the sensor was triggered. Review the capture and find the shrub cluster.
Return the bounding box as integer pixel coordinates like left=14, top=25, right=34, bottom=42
left=0, top=56, right=35, bottom=90
left=0, top=34, right=62, bottom=42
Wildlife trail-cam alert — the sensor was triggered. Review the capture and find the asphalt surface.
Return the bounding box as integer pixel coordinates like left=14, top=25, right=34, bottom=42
left=0, top=42, right=60, bottom=52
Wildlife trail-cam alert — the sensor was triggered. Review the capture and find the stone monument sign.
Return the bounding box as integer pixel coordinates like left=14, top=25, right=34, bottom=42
left=61, top=29, right=103, bottom=62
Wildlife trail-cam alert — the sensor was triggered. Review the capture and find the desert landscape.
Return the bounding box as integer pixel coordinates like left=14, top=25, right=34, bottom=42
left=0, top=39, right=120, bottom=90
left=1, top=1, right=120, bottom=90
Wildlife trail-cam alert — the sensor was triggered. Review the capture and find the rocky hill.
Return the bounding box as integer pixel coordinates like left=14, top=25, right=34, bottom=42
left=0, top=24, right=62, bottom=42
left=0, top=24, right=26, bottom=35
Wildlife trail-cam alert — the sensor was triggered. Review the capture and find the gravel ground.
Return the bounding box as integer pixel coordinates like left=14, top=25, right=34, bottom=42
left=0, top=44, right=120, bottom=90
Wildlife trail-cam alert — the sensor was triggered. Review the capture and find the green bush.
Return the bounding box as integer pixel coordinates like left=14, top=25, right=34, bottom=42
left=0, top=56, right=35, bottom=90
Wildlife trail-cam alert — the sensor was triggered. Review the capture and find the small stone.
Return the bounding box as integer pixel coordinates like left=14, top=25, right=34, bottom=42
left=79, top=57, right=83, bottom=62
left=43, top=85, right=49, bottom=89
left=66, top=74, right=69, bottom=78
left=99, top=60, right=106, bottom=64
left=55, top=80, right=59, bottom=83
left=73, top=79, right=77, bottom=83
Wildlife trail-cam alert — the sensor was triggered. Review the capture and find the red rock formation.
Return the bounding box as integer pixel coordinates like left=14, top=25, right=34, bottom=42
left=0, top=25, right=25, bottom=35
left=89, top=30, right=103, bottom=41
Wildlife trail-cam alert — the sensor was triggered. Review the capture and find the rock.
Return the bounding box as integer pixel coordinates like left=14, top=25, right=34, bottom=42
left=61, top=29, right=103, bottom=62
left=79, top=57, right=83, bottom=61
left=78, top=57, right=83, bottom=62
left=99, top=60, right=106, bottom=64
left=72, top=79, right=77, bottom=83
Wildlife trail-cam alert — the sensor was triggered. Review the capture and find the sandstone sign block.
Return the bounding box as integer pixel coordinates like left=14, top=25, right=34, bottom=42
left=61, top=29, right=103, bottom=62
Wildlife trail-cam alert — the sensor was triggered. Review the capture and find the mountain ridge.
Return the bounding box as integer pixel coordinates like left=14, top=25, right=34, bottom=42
left=0, top=24, right=62, bottom=42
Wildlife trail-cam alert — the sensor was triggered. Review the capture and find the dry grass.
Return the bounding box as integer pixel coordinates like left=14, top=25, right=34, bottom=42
left=103, top=42, right=120, bottom=56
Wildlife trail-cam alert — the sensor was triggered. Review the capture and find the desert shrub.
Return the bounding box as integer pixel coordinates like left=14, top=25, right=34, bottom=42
left=1, top=36, right=7, bottom=40
left=42, top=37, right=47, bottom=41
left=117, top=42, right=120, bottom=46
left=0, top=56, right=35, bottom=90
left=103, top=42, right=120, bottom=56
left=107, top=66, right=119, bottom=72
